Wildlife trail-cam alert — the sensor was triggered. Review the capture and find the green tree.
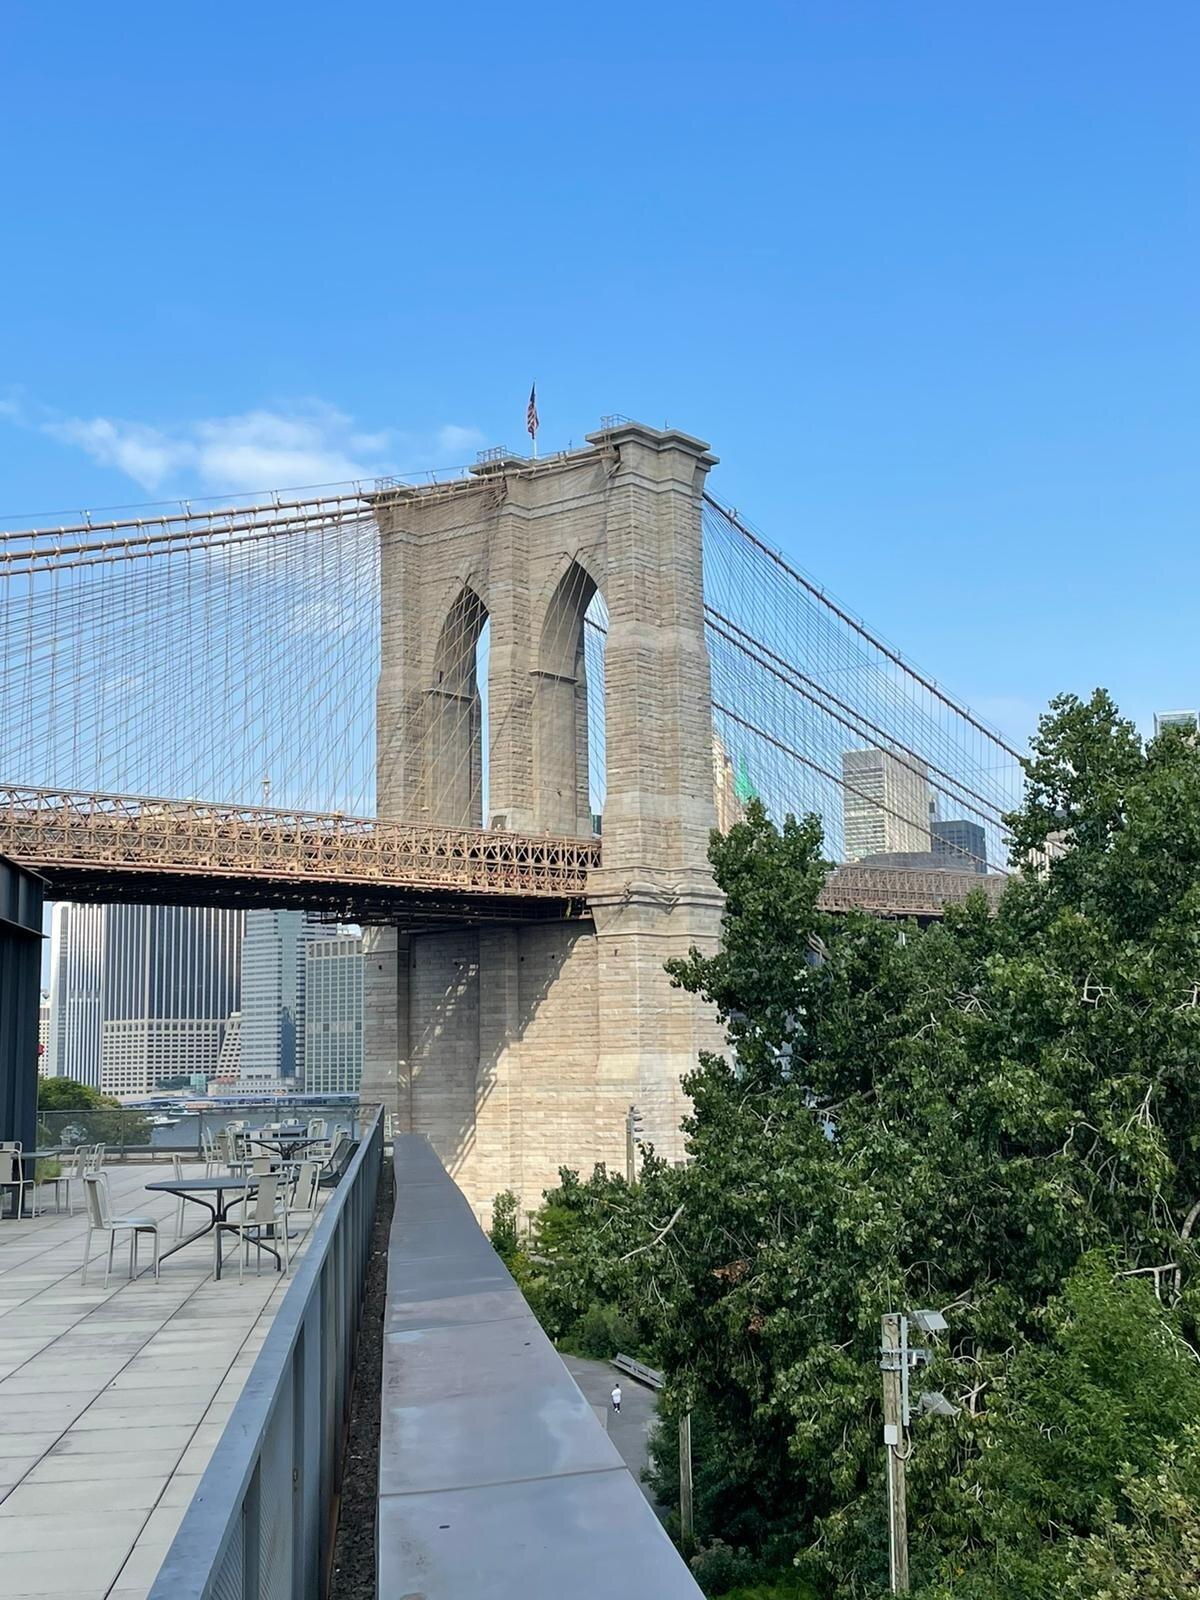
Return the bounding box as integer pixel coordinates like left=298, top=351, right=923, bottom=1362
left=914, top=1260, right=1200, bottom=1598
left=38, top=1077, right=108, bottom=1112
left=523, top=693, right=1200, bottom=1594
left=488, top=1189, right=521, bottom=1264
left=1056, top=1436, right=1200, bottom=1600
left=37, top=1076, right=151, bottom=1150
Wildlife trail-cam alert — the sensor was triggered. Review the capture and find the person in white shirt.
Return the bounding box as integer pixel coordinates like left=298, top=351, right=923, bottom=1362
left=611, top=1383, right=622, bottom=1414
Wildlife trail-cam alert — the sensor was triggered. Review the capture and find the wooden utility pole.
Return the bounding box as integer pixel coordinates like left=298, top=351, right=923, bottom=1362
left=625, top=1105, right=641, bottom=1185
left=678, top=1410, right=694, bottom=1555
left=880, top=1313, right=909, bottom=1593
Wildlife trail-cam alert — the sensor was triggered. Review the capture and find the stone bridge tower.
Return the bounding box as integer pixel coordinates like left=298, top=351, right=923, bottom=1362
left=361, top=421, right=725, bottom=1214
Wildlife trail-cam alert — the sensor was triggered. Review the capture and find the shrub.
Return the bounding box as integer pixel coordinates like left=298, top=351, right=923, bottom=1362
left=690, top=1539, right=757, bottom=1595
left=488, top=1189, right=521, bottom=1264
left=570, top=1299, right=642, bottom=1359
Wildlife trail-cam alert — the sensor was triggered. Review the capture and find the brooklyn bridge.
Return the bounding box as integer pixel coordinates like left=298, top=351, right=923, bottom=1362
left=0, top=418, right=1019, bottom=1205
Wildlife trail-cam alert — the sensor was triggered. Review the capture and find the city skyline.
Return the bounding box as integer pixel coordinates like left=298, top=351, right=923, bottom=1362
left=43, top=900, right=366, bottom=1098
left=46, top=902, right=242, bottom=1095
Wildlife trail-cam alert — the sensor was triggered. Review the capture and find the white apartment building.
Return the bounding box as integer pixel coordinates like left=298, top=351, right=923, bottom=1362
left=841, top=748, right=933, bottom=861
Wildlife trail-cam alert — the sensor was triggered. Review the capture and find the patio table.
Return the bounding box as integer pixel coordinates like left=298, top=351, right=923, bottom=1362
left=145, top=1174, right=284, bottom=1280
left=248, top=1128, right=322, bottom=1163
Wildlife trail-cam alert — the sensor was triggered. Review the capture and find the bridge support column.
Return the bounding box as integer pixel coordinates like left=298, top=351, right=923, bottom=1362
left=583, top=423, right=726, bottom=1168
left=362, top=926, right=410, bottom=1128
left=473, top=926, right=522, bottom=1216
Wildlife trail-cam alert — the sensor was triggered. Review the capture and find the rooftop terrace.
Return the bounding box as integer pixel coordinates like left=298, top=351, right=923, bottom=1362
left=0, top=1160, right=319, bottom=1600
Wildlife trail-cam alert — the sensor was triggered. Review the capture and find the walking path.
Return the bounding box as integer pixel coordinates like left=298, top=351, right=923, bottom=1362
left=561, top=1353, right=662, bottom=1510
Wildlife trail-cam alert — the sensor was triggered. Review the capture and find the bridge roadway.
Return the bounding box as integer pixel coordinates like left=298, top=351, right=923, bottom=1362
left=0, top=786, right=1004, bottom=923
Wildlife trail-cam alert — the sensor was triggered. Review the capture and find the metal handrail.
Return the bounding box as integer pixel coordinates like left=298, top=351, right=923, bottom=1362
left=147, top=1104, right=384, bottom=1600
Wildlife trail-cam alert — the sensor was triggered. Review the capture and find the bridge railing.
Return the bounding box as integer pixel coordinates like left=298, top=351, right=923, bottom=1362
left=35, top=1102, right=365, bottom=1161
left=819, top=862, right=1007, bottom=916
left=146, top=1105, right=383, bottom=1600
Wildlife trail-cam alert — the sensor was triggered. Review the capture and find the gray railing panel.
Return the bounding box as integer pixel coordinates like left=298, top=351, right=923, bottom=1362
left=148, top=1105, right=382, bottom=1600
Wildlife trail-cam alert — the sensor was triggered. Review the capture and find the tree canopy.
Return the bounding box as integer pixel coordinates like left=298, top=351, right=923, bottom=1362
left=516, top=691, right=1200, bottom=1596
left=37, top=1076, right=111, bottom=1112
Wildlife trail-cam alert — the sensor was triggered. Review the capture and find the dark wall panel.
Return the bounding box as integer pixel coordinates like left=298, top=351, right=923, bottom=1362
left=0, top=856, right=45, bottom=1153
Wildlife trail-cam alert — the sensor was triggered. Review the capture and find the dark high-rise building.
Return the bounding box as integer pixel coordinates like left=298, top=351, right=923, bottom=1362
left=240, top=910, right=326, bottom=1089
left=931, top=819, right=987, bottom=875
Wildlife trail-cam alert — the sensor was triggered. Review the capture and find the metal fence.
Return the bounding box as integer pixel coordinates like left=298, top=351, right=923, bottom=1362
left=147, top=1104, right=383, bottom=1600
left=36, top=1100, right=364, bottom=1161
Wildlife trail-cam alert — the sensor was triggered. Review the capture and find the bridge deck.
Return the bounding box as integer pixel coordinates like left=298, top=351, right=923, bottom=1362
left=0, top=786, right=1005, bottom=921
left=0, top=787, right=597, bottom=924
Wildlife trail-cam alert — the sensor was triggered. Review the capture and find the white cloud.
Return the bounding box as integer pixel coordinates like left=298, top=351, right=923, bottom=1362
left=7, top=398, right=486, bottom=495
left=46, top=417, right=184, bottom=491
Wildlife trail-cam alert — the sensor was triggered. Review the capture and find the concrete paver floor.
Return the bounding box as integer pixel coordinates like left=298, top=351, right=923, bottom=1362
left=0, top=1160, right=316, bottom=1600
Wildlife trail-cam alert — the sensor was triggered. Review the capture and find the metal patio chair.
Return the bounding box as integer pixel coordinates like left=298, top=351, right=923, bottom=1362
left=215, top=1173, right=291, bottom=1283
left=0, top=1147, right=37, bottom=1219
left=81, top=1173, right=160, bottom=1286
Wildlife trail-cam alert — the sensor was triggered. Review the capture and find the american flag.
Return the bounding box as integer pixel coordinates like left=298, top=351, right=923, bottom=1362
left=526, top=383, right=539, bottom=442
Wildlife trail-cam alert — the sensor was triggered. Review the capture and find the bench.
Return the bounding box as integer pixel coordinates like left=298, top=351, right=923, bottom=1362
left=612, top=1352, right=664, bottom=1390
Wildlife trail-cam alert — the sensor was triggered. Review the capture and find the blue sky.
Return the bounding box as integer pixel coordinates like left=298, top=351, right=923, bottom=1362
left=3, top=1, right=1197, bottom=749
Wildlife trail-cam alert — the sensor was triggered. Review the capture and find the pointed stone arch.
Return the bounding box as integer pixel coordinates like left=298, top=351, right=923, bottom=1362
left=427, top=583, right=488, bottom=827
left=533, top=558, right=602, bottom=837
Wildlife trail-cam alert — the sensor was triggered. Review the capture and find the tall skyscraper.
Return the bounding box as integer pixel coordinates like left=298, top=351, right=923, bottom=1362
left=304, top=934, right=364, bottom=1096
left=239, top=910, right=326, bottom=1088
left=931, top=818, right=988, bottom=874
left=46, top=903, right=242, bottom=1094
left=46, top=903, right=106, bottom=1088
left=841, top=749, right=932, bottom=861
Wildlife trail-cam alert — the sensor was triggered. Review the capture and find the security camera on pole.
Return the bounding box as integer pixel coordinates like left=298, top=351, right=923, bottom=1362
left=879, top=1307, right=958, bottom=1593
